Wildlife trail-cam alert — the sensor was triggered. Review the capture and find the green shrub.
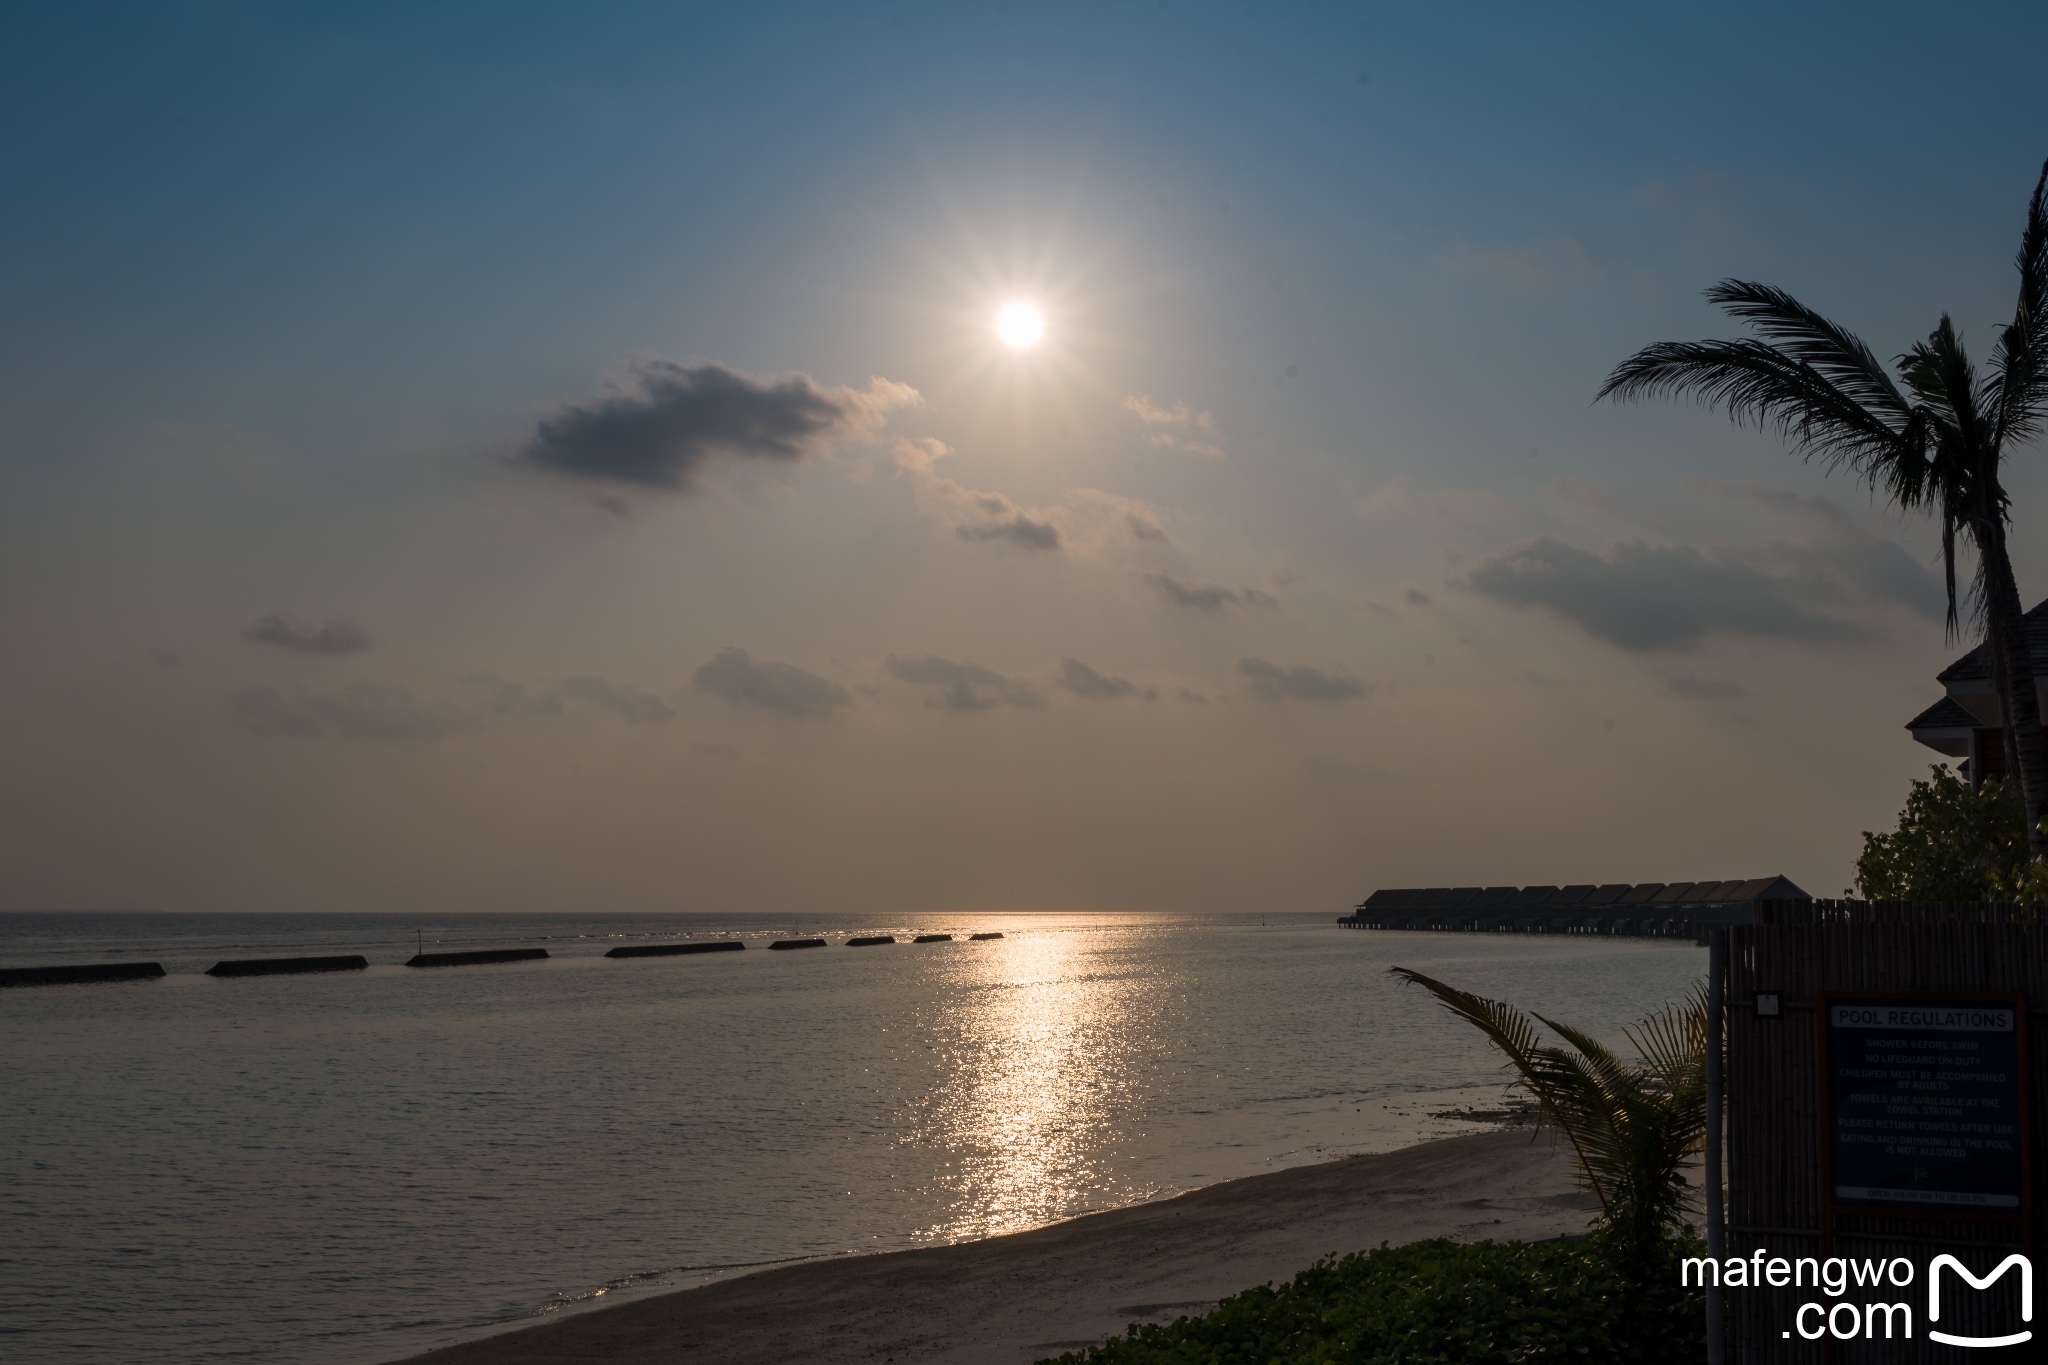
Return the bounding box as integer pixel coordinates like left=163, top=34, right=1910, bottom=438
left=1854, top=766, right=2047, bottom=903
left=1039, top=1234, right=1703, bottom=1365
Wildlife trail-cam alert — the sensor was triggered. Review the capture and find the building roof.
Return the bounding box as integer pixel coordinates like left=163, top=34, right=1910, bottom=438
left=1935, top=598, right=2048, bottom=684
left=1906, top=696, right=1982, bottom=733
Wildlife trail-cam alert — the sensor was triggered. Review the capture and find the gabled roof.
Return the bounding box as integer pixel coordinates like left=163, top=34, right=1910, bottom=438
left=1937, top=599, right=2048, bottom=684
left=1906, top=696, right=1981, bottom=733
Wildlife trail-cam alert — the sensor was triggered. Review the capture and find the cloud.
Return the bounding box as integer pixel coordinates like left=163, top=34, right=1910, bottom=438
left=1699, top=484, right=1944, bottom=621
left=891, top=438, right=1063, bottom=551
left=521, top=360, right=917, bottom=491
left=1126, top=512, right=1167, bottom=542
left=1176, top=687, right=1211, bottom=704
left=244, top=613, right=371, bottom=654
left=456, top=673, right=673, bottom=723
left=1143, top=572, right=1279, bottom=613
left=558, top=675, right=674, bottom=723
left=1056, top=657, right=1145, bottom=700
left=1460, top=536, right=1861, bottom=651
left=233, top=672, right=675, bottom=741
left=232, top=681, right=479, bottom=742
left=891, top=436, right=951, bottom=473
left=691, top=647, right=851, bottom=717
left=1123, top=393, right=1225, bottom=456
left=884, top=655, right=1044, bottom=712
left=957, top=513, right=1061, bottom=550
left=1238, top=658, right=1370, bottom=702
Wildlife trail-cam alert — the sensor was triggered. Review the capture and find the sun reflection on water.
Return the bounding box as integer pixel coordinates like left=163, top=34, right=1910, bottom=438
left=908, top=925, right=1161, bottom=1242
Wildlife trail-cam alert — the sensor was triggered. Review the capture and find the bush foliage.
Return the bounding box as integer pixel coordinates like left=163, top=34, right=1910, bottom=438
left=1039, top=1234, right=1703, bottom=1365
left=1854, top=766, right=2047, bottom=903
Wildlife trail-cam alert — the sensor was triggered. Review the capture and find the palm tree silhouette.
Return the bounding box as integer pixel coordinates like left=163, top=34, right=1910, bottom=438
left=1599, top=163, right=2048, bottom=858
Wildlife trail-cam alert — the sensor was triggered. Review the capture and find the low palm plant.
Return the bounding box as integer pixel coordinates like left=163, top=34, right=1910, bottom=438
left=1390, top=968, right=1707, bottom=1264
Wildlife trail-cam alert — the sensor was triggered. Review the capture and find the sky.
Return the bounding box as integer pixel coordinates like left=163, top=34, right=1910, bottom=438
left=5, top=0, right=2048, bottom=916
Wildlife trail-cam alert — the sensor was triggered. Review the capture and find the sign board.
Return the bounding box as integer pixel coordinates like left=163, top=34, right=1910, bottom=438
left=1822, top=994, right=2030, bottom=1218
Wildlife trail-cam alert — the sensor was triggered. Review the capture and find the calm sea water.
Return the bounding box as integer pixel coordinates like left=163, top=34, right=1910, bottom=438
left=0, top=910, right=1704, bottom=1365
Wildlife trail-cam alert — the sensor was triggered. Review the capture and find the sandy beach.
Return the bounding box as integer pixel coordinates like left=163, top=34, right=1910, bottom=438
left=391, top=1128, right=1593, bottom=1365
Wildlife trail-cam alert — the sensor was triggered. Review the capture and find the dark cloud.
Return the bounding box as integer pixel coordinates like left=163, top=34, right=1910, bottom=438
left=232, top=682, right=478, bottom=742
left=692, top=647, right=851, bottom=717
left=1461, top=536, right=1858, bottom=651
left=1708, top=488, right=1944, bottom=621
left=1176, top=687, right=1211, bottom=704
left=1142, top=572, right=1279, bottom=612
left=244, top=613, right=371, bottom=654
left=520, top=360, right=898, bottom=491
left=957, top=514, right=1061, bottom=550
left=1238, top=658, right=1370, bottom=702
left=1404, top=588, right=1433, bottom=606
left=1056, top=657, right=1141, bottom=699
left=884, top=655, right=1044, bottom=712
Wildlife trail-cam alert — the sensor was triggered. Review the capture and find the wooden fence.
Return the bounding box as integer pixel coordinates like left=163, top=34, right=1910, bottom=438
left=1724, top=899, right=2045, bottom=1362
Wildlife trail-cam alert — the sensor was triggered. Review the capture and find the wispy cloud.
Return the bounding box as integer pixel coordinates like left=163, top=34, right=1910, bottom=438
left=884, top=655, right=1044, bottom=712
left=233, top=681, right=478, bottom=741
left=1142, top=572, right=1279, bottom=613
left=1055, top=657, right=1150, bottom=700
left=243, top=613, right=371, bottom=654
left=692, top=647, right=851, bottom=717
left=1238, top=658, right=1370, bottom=702
left=956, top=510, right=1061, bottom=550
left=892, top=438, right=1062, bottom=551
left=1123, top=393, right=1225, bottom=456
left=235, top=673, right=673, bottom=741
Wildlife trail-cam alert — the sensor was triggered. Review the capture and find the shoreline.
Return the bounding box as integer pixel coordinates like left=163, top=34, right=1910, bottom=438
left=387, top=1127, right=1593, bottom=1365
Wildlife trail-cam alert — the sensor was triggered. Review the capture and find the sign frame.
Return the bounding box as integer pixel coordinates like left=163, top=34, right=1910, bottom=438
left=1817, top=990, right=2033, bottom=1229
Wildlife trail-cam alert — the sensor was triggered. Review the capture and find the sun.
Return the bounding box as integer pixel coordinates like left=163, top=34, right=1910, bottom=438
left=996, top=301, right=1044, bottom=349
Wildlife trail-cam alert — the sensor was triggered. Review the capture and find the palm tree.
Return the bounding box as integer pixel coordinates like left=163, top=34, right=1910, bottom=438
left=1597, top=162, right=2048, bottom=859
left=1391, top=968, right=1706, bottom=1262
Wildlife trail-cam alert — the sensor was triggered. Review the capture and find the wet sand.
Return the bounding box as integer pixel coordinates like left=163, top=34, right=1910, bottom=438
left=389, top=1128, right=1594, bottom=1365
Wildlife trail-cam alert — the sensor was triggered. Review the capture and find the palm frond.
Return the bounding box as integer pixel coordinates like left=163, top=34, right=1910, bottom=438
left=1598, top=338, right=1931, bottom=506
left=1900, top=317, right=1988, bottom=443
left=1388, top=968, right=1607, bottom=1207
left=1702, top=279, right=1916, bottom=422
left=1391, top=967, right=1710, bottom=1247
left=1991, top=159, right=2048, bottom=450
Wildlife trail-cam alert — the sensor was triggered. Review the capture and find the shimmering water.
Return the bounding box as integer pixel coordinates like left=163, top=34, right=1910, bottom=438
left=0, top=911, right=1703, bottom=1365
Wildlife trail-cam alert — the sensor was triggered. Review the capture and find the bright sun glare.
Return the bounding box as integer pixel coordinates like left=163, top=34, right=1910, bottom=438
left=996, top=301, right=1044, bottom=349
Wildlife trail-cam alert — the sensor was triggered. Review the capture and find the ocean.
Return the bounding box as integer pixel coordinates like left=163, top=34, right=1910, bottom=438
left=0, top=910, right=1704, bottom=1365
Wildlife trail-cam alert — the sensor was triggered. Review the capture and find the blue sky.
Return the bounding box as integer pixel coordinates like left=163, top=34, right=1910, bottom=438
left=5, top=1, right=2047, bottom=913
